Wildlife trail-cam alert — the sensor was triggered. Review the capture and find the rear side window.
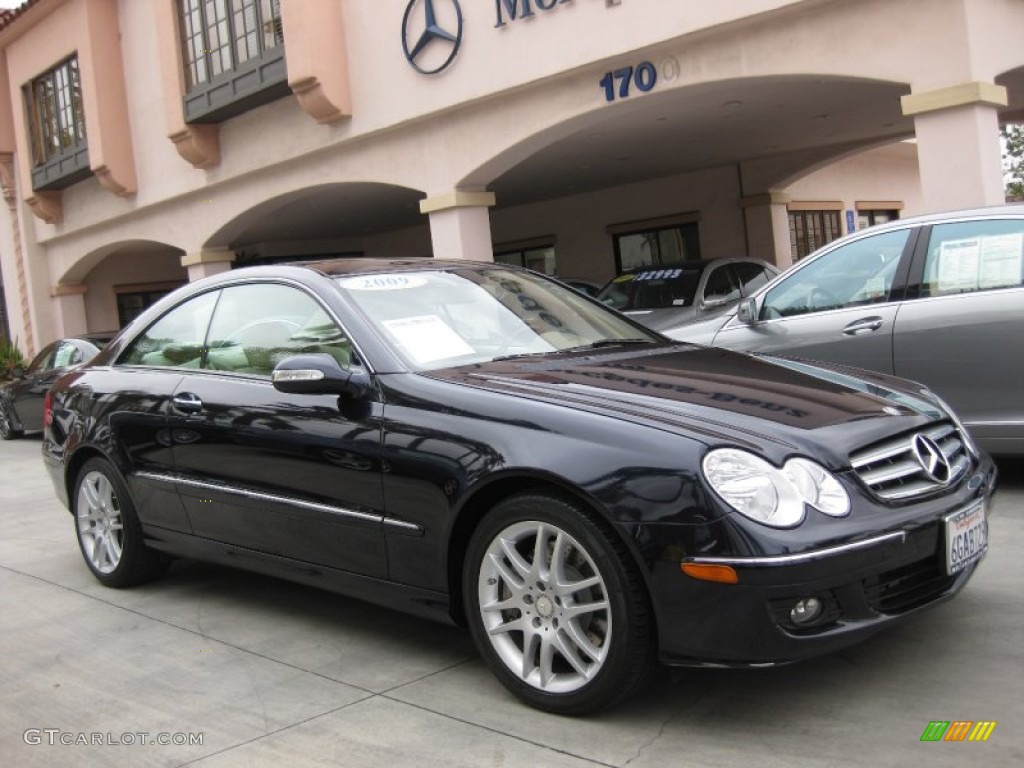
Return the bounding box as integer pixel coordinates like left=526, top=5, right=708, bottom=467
left=702, top=266, right=740, bottom=305
left=120, top=291, right=220, bottom=368
left=733, top=262, right=774, bottom=295
left=921, top=219, right=1024, bottom=297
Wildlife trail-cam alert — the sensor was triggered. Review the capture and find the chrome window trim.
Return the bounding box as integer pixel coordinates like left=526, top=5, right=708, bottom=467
left=681, top=531, right=907, bottom=567
left=136, top=471, right=421, bottom=534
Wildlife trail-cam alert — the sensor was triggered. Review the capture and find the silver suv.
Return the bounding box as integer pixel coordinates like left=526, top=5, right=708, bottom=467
left=664, top=205, right=1024, bottom=456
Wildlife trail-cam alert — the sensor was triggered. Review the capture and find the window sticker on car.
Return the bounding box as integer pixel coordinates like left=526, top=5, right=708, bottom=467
left=381, top=315, right=475, bottom=364
left=339, top=275, right=429, bottom=291
left=613, top=274, right=636, bottom=283
left=937, top=233, right=1023, bottom=293
left=978, top=233, right=1023, bottom=289
left=636, top=268, right=683, bottom=281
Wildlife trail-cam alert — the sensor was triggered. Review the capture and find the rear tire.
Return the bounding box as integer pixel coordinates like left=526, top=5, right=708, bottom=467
left=463, top=493, right=655, bottom=715
left=73, top=457, right=168, bottom=587
left=0, top=404, right=22, bottom=440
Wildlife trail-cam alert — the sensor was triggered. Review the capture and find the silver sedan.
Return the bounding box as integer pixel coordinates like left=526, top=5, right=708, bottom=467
left=664, top=205, right=1024, bottom=456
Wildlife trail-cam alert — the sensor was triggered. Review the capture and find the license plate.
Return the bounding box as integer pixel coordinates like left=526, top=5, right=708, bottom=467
left=944, top=502, right=988, bottom=575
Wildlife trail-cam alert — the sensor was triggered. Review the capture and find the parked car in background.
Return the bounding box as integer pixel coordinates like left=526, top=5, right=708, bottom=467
left=663, top=205, right=1024, bottom=456
left=44, top=260, right=993, bottom=714
left=0, top=332, right=114, bottom=439
left=557, top=276, right=604, bottom=297
left=597, top=257, right=779, bottom=331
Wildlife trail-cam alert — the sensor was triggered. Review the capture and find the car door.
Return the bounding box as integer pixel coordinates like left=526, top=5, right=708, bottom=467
left=7, top=342, right=59, bottom=430
left=893, top=216, right=1024, bottom=451
left=166, top=281, right=387, bottom=578
left=712, top=227, right=917, bottom=374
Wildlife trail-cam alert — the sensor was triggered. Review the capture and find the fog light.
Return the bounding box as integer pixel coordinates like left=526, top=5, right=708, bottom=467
left=790, top=597, right=823, bottom=626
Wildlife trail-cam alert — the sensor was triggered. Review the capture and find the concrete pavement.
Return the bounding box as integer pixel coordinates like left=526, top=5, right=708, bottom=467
left=1, top=435, right=1021, bottom=767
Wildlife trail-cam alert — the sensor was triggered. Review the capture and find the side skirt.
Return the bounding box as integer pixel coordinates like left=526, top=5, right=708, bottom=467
left=142, top=526, right=456, bottom=626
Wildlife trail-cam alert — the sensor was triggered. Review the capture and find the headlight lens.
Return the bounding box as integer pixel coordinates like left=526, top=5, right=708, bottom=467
left=783, top=457, right=851, bottom=517
left=702, top=448, right=850, bottom=527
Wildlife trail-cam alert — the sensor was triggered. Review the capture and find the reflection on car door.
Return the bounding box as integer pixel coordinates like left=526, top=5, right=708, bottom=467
left=894, top=218, right=1024, bottom=451
left=713, top=228, right=915, bottom=374
left=166, top=282, right=387, bottom=578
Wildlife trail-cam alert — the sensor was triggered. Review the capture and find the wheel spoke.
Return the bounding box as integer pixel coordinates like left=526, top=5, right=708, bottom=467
left=537, top=634, right=557, bottom=687
left=552, top=630, right=591, bottom=677
left=553, top=573, right=601, bottom=597
left=521, top=629, right=541, bottom=681
left=530, top=523, right=550, bottom=577
left=81, top=479, right=103, bottom=512
left=498, top=536, right=533, bottom=581
left=562, top=617, right=606, bottom=663
left=488, top=551, right=525, bottom=591
left=563, top=598, right=609, bottom=621
left=487, top=615, right=526, bottom=637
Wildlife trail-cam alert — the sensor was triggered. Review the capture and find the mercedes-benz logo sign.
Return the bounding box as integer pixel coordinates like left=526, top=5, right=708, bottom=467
left=402, top=0, right=463, bottom=75
left=912, top=434, right=952, bottom=484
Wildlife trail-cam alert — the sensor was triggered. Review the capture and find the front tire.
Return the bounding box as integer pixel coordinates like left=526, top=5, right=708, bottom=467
left=464, top=493, right=655, bottom=715
left=73, top=457, right=167, bottom=587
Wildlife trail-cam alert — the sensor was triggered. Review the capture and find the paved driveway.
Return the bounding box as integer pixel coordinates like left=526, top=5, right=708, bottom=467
left=1, top=436, right=1021, bottom=767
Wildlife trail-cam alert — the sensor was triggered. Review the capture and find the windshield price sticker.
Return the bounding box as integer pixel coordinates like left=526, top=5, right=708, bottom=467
left=945, top=502, right=987, bottom=575
left=339, top=275, right=427, bottom=291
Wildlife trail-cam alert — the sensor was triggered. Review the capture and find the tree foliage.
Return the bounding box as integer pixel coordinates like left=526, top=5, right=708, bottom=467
left=1003, top=124, right=1024, bottom=199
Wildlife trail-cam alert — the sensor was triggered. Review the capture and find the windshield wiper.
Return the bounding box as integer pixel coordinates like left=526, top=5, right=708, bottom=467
left=491, top=339, right=654, bottom=363
left=561, top=339, right=654, bottom=353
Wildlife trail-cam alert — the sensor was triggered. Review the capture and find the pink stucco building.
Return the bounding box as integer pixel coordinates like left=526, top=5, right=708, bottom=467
left=0, top=0, right=1019, bottom=355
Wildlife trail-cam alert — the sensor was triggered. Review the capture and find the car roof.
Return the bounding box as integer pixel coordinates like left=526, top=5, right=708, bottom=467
left=847, top=203, right=1024, bottom=234
left=616, top=257, right=776, bottom=275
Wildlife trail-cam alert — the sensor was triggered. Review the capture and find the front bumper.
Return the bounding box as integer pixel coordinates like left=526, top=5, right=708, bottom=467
left=647, top=460, right=996, bottom=667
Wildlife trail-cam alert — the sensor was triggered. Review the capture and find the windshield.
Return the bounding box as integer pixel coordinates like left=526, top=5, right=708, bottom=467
left=597, top=267, right=703, bottom=310
left=334, top=267, right=658, bottom=370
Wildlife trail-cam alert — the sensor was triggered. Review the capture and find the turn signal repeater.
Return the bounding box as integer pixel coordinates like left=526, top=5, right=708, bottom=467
left=680, top=562, right=738, bottom=584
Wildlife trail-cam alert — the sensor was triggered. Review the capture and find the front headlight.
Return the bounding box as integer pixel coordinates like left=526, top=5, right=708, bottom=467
left=702, top=448, right=850, bottom=528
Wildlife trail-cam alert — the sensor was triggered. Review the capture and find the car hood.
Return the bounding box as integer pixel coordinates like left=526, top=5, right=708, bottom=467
left=430, top=343, right=947, bottom=469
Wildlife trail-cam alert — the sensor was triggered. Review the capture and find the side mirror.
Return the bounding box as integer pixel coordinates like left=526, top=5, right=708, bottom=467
left=12, top=366, right=25, bottom=379
left=736, top=297, right=758, bottom=326
left=271, top=353, right=370, bottom=398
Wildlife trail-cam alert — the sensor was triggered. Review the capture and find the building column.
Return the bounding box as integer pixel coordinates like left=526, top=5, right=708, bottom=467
left=180, top=248, right=235, bottom=281
left=901, top=82, right=1007, bottom=213
left=419, top=190, right=497, bottom=261
left=741, top=191, right=793, bottom=269
left=51, top=284, right=88, bottom=338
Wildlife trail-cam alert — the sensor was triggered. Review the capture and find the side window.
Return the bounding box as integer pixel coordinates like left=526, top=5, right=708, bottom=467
left=52, top=342, right=79, bottom=369
left=204, top=283, right=352, bottom=376
left=25, top=343, right=58, bottom=374
left=733, top=262, right=773, bottom=296
left=121, top=291, right=220, bottom=368
left=761, top=229, right=910, bottom=320
left=702, top=266, right=741, bottom=305
left=921, top=219, right=1024, bottom=297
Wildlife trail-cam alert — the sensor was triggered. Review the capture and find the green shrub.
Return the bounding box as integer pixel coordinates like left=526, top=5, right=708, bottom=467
left=0, top=337, right=26, bottom=380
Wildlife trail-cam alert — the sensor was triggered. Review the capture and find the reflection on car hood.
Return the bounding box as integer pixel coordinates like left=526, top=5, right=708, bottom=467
left=433, top=344, right=945, bottom=467
left=624, top=306, right=699, bottom=331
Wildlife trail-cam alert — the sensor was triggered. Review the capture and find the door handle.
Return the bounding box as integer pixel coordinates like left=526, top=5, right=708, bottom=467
left=842, top=317, right=884, bottom=336
left=172, top=392, right=203, bottom=414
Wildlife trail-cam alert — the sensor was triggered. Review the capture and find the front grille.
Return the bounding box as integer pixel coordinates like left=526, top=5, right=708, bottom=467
left=863, top=557, right=956, bottom=614
left=850, top=423, right=970, bottom=502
